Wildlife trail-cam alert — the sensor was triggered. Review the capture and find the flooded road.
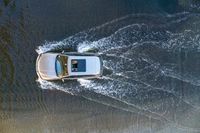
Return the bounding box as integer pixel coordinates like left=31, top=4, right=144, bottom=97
left=1, top=0, right=200, bottom=133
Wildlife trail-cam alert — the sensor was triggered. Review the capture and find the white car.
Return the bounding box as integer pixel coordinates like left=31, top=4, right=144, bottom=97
left=36, top=52, right=103, bottom=80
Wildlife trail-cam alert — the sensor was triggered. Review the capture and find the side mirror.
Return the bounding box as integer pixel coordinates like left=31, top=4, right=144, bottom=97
left=62, top=78, right=65, bottom=82
left=62, top=50, right=65, bottom=54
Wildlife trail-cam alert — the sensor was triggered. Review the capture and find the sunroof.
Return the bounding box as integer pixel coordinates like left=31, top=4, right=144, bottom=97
left=71, top=59, right=86, bottom=72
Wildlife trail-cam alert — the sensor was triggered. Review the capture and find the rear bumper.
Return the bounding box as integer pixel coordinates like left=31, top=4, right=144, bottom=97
left=99, top=56, right=103, bottom=76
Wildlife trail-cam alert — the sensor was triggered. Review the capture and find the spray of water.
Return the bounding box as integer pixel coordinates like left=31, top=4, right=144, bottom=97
left=35, top=12, right=200, bottom=131
left=36, top=78, right=75, bottom=95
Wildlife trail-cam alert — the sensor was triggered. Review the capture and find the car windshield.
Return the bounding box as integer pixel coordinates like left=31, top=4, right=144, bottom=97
left=55, top=59, right=63, bottom=77
left=55, top=55, right=68, bottom=77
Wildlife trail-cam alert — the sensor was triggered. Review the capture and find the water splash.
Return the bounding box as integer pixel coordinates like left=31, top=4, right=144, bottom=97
left=36, top=41, right=65, bottom=54
left=36, top=78, right=75, bottom=95
left=36, top=12, right=200, bottom=131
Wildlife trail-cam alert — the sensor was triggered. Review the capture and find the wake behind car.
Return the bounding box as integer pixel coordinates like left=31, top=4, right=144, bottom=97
left=36, top=52, right=103, bottom=80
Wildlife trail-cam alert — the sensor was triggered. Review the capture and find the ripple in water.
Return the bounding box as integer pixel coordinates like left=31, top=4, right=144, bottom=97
left=36, top=13, right=200, bottom=132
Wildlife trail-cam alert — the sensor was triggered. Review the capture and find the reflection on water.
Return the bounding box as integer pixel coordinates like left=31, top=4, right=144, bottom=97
left=1, top=0, right=200, bottom=133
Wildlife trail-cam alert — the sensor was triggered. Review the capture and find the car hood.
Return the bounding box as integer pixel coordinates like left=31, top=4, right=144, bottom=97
left=36, top=53, right=58, bottom=80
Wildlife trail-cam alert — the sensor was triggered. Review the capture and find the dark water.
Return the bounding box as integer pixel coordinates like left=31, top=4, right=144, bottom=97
left=1, top=0, right=200, bottom=133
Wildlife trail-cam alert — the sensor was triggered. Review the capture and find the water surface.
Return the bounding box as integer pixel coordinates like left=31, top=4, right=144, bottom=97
left=1, top=0, right=200, bottom=133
